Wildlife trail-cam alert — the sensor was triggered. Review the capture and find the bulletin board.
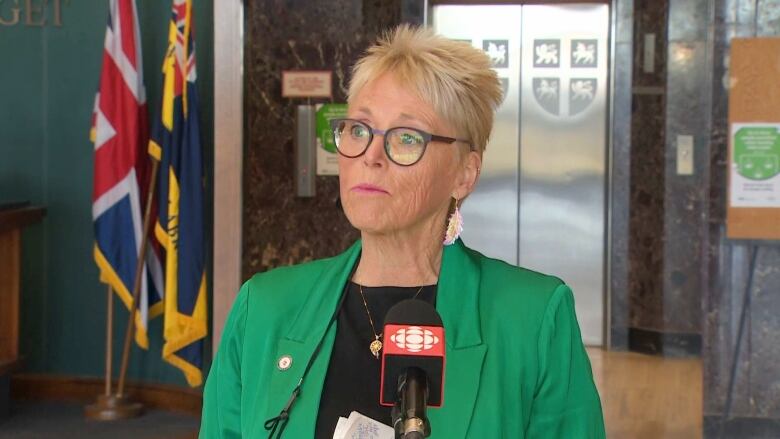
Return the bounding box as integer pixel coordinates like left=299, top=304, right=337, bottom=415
left=727, top=38, right=780, bottom=240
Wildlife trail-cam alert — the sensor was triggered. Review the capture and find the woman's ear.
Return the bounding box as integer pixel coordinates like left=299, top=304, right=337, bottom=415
left=454, top=150, right=482, bottom=200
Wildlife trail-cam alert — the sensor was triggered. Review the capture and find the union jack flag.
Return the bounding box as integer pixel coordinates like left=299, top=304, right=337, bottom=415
left=91, top=0, right=164, bottom=350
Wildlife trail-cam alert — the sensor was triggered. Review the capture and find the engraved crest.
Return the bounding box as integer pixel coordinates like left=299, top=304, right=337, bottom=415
left=531, top=38, right=599, bottom=117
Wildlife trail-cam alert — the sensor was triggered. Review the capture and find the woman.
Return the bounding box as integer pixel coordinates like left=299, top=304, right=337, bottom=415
left=200, top=25, right=605, bottom=438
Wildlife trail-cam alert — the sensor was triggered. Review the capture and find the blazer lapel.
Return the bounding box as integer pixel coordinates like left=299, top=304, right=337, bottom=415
left=428, top=239, right=487, bottom=438
left=263, top=241, right=362, bottom=437
left=431, top=344, right=488, bottom=437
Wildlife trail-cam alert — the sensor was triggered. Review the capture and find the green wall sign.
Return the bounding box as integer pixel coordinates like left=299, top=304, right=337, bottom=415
left=730, top=123, right=780, bottom=208
left=316, top=103, right=347, bottom=154
left=734, top=126, right=780, bottom=180
left=315, top=103, right=347, bottom=175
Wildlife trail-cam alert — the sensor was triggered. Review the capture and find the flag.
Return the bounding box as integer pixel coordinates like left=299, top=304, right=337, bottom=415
left=149, top=0, right=207, bottom=387
left=91, top=0, right=164, bottom=350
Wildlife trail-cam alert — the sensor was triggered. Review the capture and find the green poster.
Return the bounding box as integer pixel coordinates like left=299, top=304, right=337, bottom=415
left=733, top=126, right=780, bottom=180
left=316, top=103, right=347, bottom=154
left=730, top=123, right=780, bottom=208
left=315, top=103, right=347, bottom=175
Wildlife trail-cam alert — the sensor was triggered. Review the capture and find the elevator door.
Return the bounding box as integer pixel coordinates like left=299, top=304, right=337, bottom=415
left=433, top=4, right=609, bottom=346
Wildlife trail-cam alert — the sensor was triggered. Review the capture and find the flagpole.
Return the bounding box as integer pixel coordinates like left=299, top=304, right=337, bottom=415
left=117, top=157, right=160, bottom=398
left=105, top=284, right=113, bottom=396
left=85, top=157, right=158, bottom=420
left=84, top=279, right=142, bottom=419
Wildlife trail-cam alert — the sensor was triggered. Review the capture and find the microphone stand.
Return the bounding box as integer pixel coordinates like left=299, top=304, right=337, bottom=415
left=392, top=367, right=431, bottom=439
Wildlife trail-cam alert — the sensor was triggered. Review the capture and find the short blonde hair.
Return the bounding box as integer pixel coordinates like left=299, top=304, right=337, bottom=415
left=348, top=25, right=503, bottom=154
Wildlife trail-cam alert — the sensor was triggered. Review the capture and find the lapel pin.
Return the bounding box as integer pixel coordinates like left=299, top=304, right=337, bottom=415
left=277, top=355, right=293, bottom=371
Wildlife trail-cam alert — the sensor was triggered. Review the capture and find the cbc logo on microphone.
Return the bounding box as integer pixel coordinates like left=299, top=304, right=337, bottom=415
left=390, top=326, right=441, bottom=353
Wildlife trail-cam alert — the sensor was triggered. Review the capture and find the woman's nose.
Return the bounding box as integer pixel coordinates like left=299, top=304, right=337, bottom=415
left=362, top=133, right=387, bottom=167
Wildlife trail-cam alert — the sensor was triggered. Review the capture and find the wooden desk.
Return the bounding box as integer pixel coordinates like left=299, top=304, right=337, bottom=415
left=0, top=205, right=45, bottom=417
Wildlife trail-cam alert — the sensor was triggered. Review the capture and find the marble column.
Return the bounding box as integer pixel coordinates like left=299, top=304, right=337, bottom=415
left=625, top=0, right=676, bottom=354
left=657, top=0, right=713, bottom=355
left=608, top=0, right=635, bottom=350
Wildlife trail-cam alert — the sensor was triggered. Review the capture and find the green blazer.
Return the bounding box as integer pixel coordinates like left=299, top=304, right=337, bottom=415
left=200, top=239, right=605, bottom=438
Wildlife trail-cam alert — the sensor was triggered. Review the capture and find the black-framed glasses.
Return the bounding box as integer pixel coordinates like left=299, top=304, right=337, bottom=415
left=329, top=118, right=474, bottom=166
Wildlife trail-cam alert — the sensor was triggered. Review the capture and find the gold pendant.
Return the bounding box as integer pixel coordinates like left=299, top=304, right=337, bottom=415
left=369, top=337, right=383, bottom=359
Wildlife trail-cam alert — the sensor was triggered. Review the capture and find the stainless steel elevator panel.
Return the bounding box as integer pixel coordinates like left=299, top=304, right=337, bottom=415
left=432, top=4, right=609, bottom=346
left=519, top=5, right=608, bottom=345
left=433, top=5, right=523, bottom=265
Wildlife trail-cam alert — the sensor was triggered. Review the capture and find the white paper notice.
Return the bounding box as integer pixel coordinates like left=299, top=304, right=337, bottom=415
left=332, top=411, right=394, bottom=439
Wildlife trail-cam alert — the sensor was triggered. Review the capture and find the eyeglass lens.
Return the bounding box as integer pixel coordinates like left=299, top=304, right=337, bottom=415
left=333, top=120, right=427, bottom=166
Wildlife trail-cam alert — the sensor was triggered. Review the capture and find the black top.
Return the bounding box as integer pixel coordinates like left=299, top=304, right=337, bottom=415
left=314, top=281, right=437, bottom=439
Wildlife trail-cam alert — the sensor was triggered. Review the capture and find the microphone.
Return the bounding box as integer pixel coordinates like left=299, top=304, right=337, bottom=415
left=380, top=299, right=445, bottom=439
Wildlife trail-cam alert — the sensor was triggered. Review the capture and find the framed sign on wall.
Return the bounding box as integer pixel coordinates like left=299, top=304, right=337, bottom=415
left=727, top=38, right=780, bottom=240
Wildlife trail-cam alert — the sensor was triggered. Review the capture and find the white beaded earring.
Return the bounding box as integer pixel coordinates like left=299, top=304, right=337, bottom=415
left=443, top=197, right=463, bottom=246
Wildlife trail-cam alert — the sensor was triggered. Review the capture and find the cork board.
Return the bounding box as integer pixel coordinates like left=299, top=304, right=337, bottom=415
left=727, top=38, right=780, bottom=240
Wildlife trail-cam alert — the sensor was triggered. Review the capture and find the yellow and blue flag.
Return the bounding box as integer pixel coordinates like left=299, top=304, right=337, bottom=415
left=149, top=0, right=207, bottom=387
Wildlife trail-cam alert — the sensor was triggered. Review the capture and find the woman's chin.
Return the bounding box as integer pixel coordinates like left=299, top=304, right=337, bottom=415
left=345, top=212, right=399, bottom=236
left=348, top=217, right=392, bottom=235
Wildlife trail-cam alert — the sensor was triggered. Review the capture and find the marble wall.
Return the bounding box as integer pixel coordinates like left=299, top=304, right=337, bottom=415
left=623, top=0, right=780, bottom=434
left=703, top=0, right=780, bottom=436
left=242, top=0, right=401, bottom=277
left=617, top=0, right=780, bottom=432
left=612, top=0, right=780, bottom=361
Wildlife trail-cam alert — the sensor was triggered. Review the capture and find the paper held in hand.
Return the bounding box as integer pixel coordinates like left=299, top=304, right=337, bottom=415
left=332, top=411, right=394, bottom=439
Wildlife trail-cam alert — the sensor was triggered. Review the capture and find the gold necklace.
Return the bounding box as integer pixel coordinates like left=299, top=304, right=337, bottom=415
left=357, top=284, right=424, bottom=359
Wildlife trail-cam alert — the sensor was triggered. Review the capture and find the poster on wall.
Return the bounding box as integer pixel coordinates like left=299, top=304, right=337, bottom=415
left=316, top=103, right=347, bottom=176
left=729, top=123, right=780, bottom=208
left=726, top=38, right=780, bottom=240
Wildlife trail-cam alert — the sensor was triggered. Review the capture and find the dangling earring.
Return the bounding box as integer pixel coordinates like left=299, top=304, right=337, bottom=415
left=443, top=197, right=463, bottom=246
